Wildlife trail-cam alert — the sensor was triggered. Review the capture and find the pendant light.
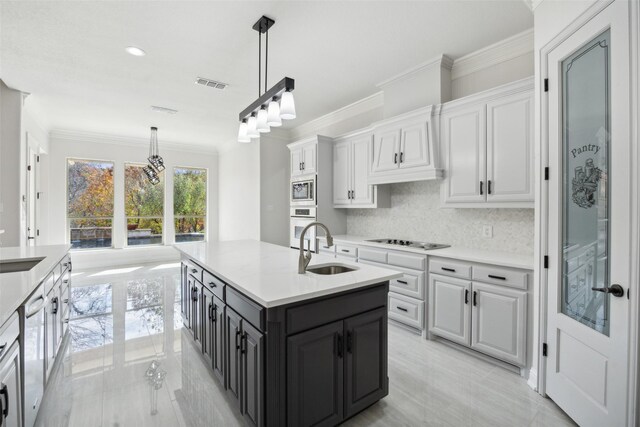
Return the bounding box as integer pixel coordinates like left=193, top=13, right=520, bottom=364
left=238, top=119, right=251, bottom=143
left=144, top=126, right=163, bottom=185
left=237, top=15, right=296, bottom=142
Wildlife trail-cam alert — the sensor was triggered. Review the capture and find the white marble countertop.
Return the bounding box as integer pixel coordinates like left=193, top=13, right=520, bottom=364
left=0, top=244, right=71, bottom=327
left=319, top=235, right=534, bottom=270
left=173, top=240, right=402, bottom=308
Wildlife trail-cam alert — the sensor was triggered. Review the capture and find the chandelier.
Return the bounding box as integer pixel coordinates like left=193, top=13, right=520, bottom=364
left=143, top=126, right=164, bottom=185
left=238, top=15, right=296, bottom=143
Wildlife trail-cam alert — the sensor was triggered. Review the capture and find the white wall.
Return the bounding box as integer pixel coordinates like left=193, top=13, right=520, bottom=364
left=259, top=132, right=290, bottom=247
left=47, top=130, right=218, bottom=268
left=218, top=141, right=260, bottom=241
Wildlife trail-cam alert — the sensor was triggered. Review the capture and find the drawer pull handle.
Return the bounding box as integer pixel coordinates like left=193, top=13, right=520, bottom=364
left=441, top=267, right=456, bottom=273
left=341, top=249, right=350, bottom=253
left=488, top=274, right=506, bottom=280
left=397, top=280, right=408, bottom=285
left=397, top=306, right=408, bottom=312
left=208, top=282, right=217, bottom=288
left=323, top=246, right=330, bottom=249
left=190, top=268, right=198, bottom=274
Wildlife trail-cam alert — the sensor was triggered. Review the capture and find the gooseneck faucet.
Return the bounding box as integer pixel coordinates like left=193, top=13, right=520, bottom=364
left=298, top=222, right=334, bottom=274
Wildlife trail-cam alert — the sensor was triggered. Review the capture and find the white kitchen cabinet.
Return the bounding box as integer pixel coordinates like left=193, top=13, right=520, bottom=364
left=428, top=274, right=471, bottom=346
left=0, top=341, right=21, bottom=427
left=333, top=132, right=389, bottom=208
left=470, top=282, right=527, bottom=366
left=440, top=77, right=534, bottom=208
left=369, top=106, right=442, bottom=185
left=290, top=141, right=316, bottom=177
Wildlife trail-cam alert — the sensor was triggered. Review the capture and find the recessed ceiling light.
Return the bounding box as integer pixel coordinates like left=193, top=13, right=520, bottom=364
left=125, top=46, right=146, bottom=57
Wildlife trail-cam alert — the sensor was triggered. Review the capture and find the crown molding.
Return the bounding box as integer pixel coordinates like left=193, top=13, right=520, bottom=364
left=440, top=76, right=533, bottom=114
left=530, top=0, right=544, bottom=11
left=451, top=28, right=534, bottom=80
left=376, top=54, right=454, bottom=89
left=50, top=129, right=218, bottom=155
left=288, top=91, right=384, bottom=141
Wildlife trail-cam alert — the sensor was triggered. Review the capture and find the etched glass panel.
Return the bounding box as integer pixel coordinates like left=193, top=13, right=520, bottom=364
left=561, top=30, right=610, bottom=335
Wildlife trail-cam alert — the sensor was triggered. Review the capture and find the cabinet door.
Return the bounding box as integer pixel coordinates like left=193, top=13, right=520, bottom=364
left=201, top=287, right=214, bottom=365
left=290, top=149, right=303, bottom=177
left=428, top=274, right=471, bottom=346
left=241, top=321, right=264, bottom=427
left=371, top=128, right=400, bottom=174
left=344, top=308, right=388, bottom=418
left=0, top=341, right=21, bottom=427
left=471, top=282, right=526, bottom=366
left=181, top=263, right=190, bottom=327
left=333, top=140, right=351, bottom=206
left=442, top=105, right=486, bottom=203
left=212, top=297, right=226, bottom=385
left=192, top=280, right=202, bottom=347
left=399, top=121, right=430, bottom=170
left=60, top=276, right=70, bottom=339
left=287, top=320, right=344, bottom=427
left=486, top=91, right=534, bottom=203
left=350, top=135, right=375, bottom=206
left=301, top=143, right=317, bottom=175
left=226, top=308, right=242, bottom=408
left=45, top=287, right=58, bottom=378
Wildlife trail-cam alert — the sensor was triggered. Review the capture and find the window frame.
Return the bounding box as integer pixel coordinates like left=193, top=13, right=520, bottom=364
left=66, top=157, right=116, bottom=251
left=124, top=162, right=166, bottom=247
left=173, top=166, right=208, bottom=243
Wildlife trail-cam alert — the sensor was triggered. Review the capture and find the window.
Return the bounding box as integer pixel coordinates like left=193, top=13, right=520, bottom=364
left=174, top=167, right=206, bottom=242
left=67, top=159, right=114, bottom=249
left=125, top=163, right=164, bottom=246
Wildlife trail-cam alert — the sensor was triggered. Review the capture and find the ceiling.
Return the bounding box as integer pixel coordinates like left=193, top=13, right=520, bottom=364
left=0, top=1, right=533, bottom=151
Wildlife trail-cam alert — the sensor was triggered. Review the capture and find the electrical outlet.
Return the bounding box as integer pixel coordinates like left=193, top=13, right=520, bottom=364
left=482, top=225, right=493, bottom=238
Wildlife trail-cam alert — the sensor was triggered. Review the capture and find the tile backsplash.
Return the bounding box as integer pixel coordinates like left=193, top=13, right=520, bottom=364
left=347, top=180, right=534, bottom=255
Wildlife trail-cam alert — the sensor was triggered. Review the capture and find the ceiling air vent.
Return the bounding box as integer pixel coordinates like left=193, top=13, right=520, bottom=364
left=151, top=105, right=178, bottom=114
left=195, top=77, right=228, bottom=90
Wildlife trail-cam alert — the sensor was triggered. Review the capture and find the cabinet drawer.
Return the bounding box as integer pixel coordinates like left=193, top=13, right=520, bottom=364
left=388, top=292, right=423, bottom=330
left=358, top=247, right=388, bottom=264
left=186, top=259, right=204, bottom=283
left=390, top=270, right=424, bottom=300
left=0, top=313, right=19, bottom=351
left=429, top=259, right=472, bottom=279
left=60, top=254, right=72, bottom=277
left=318, top=243, right=336, bottom=256
left=335, top=244, right=358, bottom=258
left=226, top=287, right=265, bottom=332
left=388, top=251, right=425, bottom=270
left=202, top=269, right=226, bottom=300
left=472, top=265, right=528, bottom=290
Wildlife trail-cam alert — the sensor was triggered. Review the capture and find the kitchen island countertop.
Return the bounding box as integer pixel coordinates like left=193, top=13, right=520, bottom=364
left=174, top=240, right=401, bottom=307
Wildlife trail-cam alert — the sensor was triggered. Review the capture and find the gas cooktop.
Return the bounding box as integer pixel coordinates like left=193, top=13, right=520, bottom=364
left=366, top=239, right=450, bottom=251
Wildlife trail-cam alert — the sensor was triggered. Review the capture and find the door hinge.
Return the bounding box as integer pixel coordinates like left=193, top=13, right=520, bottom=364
left=544, top=79, right=549, bottom=92
left=544, top=256, right=549, bottom=269
left=544, top=167, right=549, bottom=180
left=542, top=343, right=548, bottom=357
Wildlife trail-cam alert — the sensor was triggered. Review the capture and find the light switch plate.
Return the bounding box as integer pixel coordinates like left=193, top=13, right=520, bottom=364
left=482, top=225, right=493, bottom=238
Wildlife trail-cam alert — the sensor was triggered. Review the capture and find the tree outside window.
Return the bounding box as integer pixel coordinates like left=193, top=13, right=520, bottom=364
left=125, top=164, right=164, bottom=246
left=174, top=167, right=206, bottom=242
left=67, top=159, right=114, bottom=249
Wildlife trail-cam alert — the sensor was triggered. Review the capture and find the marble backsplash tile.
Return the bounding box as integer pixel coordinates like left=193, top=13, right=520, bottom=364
left=346, top=180, right=535, bottom=255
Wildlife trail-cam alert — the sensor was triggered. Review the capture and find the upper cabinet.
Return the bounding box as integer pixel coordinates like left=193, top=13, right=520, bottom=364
left=333, top=131, right=390, bottom=208
left=290, top=141, right=317, bottom=177
left=440, top=78, right=534, bottom=208
left=369, top=106, right=443, bottom=185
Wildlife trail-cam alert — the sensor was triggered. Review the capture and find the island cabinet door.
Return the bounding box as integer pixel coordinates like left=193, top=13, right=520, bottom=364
left=180, top=262, right=190, bottom=327
left=241, top=320, right=264, bottom=427
left=344, top=307, right=388, bottom=418
left=212, top=296, right=226, bottom=385
left=226, top=308, right=242, bottom=408
left=287, top=320, right=344, bottom=427
left=192, top=280, right=203, bottom=347
left=201, top=287, right=214, bottom=365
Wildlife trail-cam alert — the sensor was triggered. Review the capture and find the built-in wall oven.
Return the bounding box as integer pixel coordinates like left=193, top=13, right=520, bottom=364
left=290, top=207, right=317, bottom=251
left=291, top=177, right=316, bottom=206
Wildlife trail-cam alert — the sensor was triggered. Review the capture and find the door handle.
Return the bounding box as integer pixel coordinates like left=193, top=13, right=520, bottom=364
left=473, top=291, right=478, bottom=306
left=0, top=383, right=8, bottom=419
left=397, top=306, right=408, bottom=312
left=302, top=161, right=305, bottom=170
left=0, top=343, right=6, bottom=359
left=52, top=297, right=59, bottom=315
left=396, top=280, right=408, bottom=285
left=235, top=330, right=241, bottom=350
left=240, top=333, right=247, bottom=354
left=346, top=331, right=352, bottom=353
left=487, top=180, right=492, bottom=195
left=208, top=303, right=213, bottom=320
left=394, top=153, right=398, bottom=164
left=212, top=305, right=217, bottom=323
left=465, top=289, right=469, bottom=304
left=336, top=333, right=343, bottom=358
left=480, top=181, right=484, bottom=195
left=400, top=152, right=404, bottom=163
left=592, top=284, right=625, bottom=298
left=190, top=268, right=197, bottom=274
left=208, top=282, right=217, bottom=288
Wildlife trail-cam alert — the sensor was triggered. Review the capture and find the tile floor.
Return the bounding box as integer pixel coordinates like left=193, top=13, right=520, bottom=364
left=35, top=262, right=575, bottom=427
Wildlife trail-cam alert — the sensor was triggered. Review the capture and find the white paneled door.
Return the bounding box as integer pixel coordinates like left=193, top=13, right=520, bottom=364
left=545, top=2, right=632, bottom=426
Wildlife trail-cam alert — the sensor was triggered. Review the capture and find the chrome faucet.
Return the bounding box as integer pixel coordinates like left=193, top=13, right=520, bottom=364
left=299, top=222, right=334, bottom=274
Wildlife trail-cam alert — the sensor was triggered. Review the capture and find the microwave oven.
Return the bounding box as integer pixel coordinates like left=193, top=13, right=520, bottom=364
left=291, top=177, right=316, bottom=205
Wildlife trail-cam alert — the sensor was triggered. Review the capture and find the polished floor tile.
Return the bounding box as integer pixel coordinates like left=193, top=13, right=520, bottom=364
left=36, top=262, right=575, bottom=427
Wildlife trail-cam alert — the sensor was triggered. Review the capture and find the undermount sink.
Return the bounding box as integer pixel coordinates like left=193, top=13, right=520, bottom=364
left=0, top=257, right=45, bottom=273
left=306, top=264, right=358, bottom=275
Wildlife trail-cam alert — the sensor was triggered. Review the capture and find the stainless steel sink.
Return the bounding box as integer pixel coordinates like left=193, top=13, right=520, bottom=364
left=306, top=264, right=358, bottom=275
left=0, top=257, right=45, bottom=273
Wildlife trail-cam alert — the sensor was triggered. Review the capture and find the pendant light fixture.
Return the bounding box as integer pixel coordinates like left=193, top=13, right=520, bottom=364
left=238, top=15, right=296, bottom=142
left=143, top=126, right=163, bottom=185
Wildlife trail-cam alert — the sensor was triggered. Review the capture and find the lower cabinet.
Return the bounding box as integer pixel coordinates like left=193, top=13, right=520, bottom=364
left=0, top=338, right=21, bottom=427
left=428, top=273, right=527, bottom=366
left=45, top=285, right=60, bottom=379
left=180, top=262, right=191, bottom=329
left=287, top=307, right=387, bottom=427
left=225, top=308, right=242, bottom=407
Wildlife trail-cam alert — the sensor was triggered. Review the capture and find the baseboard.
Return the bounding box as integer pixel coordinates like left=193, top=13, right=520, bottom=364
left=527, top=368, right=538, bottom=391
left=70, top=245, right=180, bottom=270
